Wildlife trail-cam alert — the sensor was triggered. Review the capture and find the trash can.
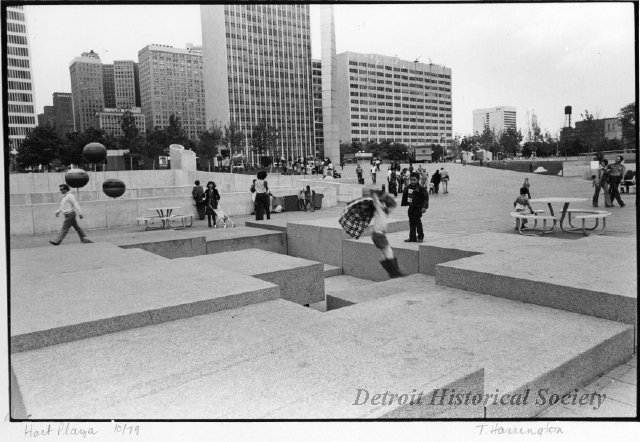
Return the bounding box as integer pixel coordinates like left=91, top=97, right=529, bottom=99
left=283, top=194, right=299, bottom=212
left=313, top=193, right=323, bottom=210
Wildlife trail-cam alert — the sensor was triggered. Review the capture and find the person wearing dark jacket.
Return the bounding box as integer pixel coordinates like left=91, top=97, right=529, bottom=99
left=204, top=181, right=220, bottom=228
left=431, top=169, right=442, bottom=194
left=192, top=180, right=205, bottom=220
left=401, top=172, right=429, bottom=242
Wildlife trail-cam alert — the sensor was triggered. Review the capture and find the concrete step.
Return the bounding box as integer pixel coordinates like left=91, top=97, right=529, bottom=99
left=11, top=257, right=280, bottom=353
left=11, top=299, right=482, bottom=419
left=109, top=226, right=286, bottom=258
left=10, top=242, right=168, bottom=281
left=324, top=275, right=376, bottom=311
left=435, top=246, right=636, bottom=324
left=342, top=231, right=462, bottom=281
left=322, top=274, right=634, bottom=418
left=287, top=216, right=408, bottom=268
left=175, top=249, right=324, bottom=305
left=323, top=263, right=342, bottom=278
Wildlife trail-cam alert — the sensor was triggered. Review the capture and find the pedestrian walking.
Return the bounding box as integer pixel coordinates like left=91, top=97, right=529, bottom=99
left=50, top=184, right=92, bottom=245
left=401, top=172, right=429, bottom=243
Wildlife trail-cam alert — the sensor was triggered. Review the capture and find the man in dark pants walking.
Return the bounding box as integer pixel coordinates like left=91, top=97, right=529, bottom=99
left=192, top=180, right=206, bottom=220
left=608, top=155, right=626, bottom=207
left=401, top=172, right=429, bottom=243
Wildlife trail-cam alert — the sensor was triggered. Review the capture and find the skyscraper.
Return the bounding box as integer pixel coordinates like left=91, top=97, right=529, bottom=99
left=114, top=60, right=138, bottom=109
left=472, top=106, right=517, bottom=135
left=201, top=4, right=315, bottom=161
left=52, top=92, right=75, bottom=137
left=335, top=52, right=453, bottom=149
left=137, top=44, right=205, bottom=141
left=69, top=50, right=105, bottom=132
left=311, top=60, right=324, bottom=155
left=6, top=5, right=37, bottom=152
left=102, top=64, right=116, bottom=108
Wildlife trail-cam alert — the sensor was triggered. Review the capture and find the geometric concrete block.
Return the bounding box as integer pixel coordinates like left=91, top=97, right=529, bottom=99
left=287, top=217, right=409, bottom=268
left=10, top=242, right=167, bottom=281
left=323, top=264, right=342, bottom=278
left=325, top=274, right=428, bottom=311
left=435, top=248, right=637, bottom=324
left=341, top=232, right=420, bottom=281
left=204, top=226, right=286, bottom=255
left=10, top=261, right=280, bottom=352
left=176, top=249, right=325, bottom=305
left=118, top=235, right=207, bottom=259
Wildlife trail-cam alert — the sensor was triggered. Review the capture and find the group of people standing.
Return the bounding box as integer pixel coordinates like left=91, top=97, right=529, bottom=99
left=384, top=164, right=450, bottom=197
left=192, top=180, right=221, bottom=228
left=592, top=155, right=627, bottom=208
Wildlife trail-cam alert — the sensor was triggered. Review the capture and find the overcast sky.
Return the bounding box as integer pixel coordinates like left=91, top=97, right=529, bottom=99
left=23, top=2, right=635, bottom=136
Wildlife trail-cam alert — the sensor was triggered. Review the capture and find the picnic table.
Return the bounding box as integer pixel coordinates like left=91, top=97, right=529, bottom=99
left=137, top=207, right=193, bottom=230
left=529, top=197, right=609, bottom=235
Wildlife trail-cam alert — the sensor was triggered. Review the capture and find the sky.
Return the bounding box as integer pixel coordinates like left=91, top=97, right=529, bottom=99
left=22, top=2, right=636, bottom=137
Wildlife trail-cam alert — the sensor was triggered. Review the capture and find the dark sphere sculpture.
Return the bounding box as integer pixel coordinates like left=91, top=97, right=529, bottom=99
left=102, top=178, right=126, bottom=199
left=65, top=168, right=89, bottom=189
left=82, top=142, right=107, bottom=163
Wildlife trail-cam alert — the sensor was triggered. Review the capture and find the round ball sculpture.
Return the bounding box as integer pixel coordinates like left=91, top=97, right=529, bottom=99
left=82, top=142, right=107, bottom=163
left=65, top=168, right=89, bottom=189
left=102, top=178, right=126, bottom=199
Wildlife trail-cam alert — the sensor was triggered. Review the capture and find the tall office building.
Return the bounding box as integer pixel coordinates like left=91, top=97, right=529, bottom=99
left=6, top=5, right=37, bottom=152
left=201, top=4, right=315, bottom=161
left=472, top=106, right=516, bottom=135
left=52, top=92, right=75, bottom=137
left=114, top=60, right=138, bottom=109
left=102, top=64, right=116, bottom=108
left=37, top=106, right=55, bottom=128
left=69, top=50, right=105, bottom=132
left=335, top=52, right=453, bottom=152
left=311, top=60, right=324, bottom=155
left=138, top=44, right=205, bottom=141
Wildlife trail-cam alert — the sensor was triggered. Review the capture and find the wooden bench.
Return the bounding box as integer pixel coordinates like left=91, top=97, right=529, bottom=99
left=168, top=214, right=194, bottom=230
left=572, top=212, right=611, bottom=236
left=510, top=212, right=557, bottom=236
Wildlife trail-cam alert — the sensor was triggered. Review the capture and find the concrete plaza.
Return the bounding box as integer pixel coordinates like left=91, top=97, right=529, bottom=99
left=8, top=162, right=637, bottom=419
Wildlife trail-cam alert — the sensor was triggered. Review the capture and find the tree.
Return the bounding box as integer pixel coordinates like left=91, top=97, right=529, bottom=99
left=478, top=126, right=498, bottom=157
left=431, top=143, right=445, bottom=162
left=16, top=126, right=64, bottom=170
left=617, top=102, right=636, bottom=149
left=223, top=121, right=245, bottom=156
left=383, top=142, right=406, bottom=161
left=250, top=119, right=278, bottom=162
left=499, top=127, right=523, bottom=157
left=63, top=127, right=115, bottom=167
left=166, top=114, right=189, bottom=146
left=196, top=121, right=223, bottom=168
left=118, top=109, right=141, bottom=153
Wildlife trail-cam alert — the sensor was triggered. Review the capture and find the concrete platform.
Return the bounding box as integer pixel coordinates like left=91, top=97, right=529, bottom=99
left=323, top=263, right=342, bottom=278
left=10, top=242, right=167, bottom=280
left=287, top=216, right=408, bottom=268
left=324, top=275, right=375, bottom=310
left=342, top=231, right=431, bottom=281
left=11, top=259, right=280, bottom=352
left=203, top=226, right=286, bottom=255
left=11, top=299, right=482, bottom=419
left=326, top=274, right=429, bottom=311
left=176, top=249, right=324, bottom=305
left=435, top=247, right=637, bottom=324
left=322, top=275, right=635, bottom=418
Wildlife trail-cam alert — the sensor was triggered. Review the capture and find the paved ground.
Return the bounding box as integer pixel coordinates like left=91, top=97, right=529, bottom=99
left=8, top=162, right=636, bottom=418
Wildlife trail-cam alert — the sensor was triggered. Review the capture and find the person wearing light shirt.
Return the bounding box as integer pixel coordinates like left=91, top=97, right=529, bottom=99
left=50, top=184, right=92, bottom=245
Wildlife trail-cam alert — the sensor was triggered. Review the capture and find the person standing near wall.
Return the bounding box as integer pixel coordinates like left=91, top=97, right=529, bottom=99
left=50, top=184, right=92, bottom=245
left=192, top=180, right=206, bottom=220
left=253, top=170, right=271, bottom=220
left=608, top=156, right=626, bottom=207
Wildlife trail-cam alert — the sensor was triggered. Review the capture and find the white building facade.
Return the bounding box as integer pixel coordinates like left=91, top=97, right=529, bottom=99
left=472, top=106, right=517, bottom=135
left=137, top=44, right=205, bottom=140
left=335, top=52, right=453, bottom=150
left=94, top=107, right=146, bottom=137
left=6, top=5, right=37, bottom=152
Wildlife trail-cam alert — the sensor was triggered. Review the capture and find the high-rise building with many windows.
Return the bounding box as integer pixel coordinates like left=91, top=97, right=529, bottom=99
left=113, top=60, right=138, bottom=109
left=311, top=60, right=324, bottom=156
left=335, top=52, right=452, bottom=154
left=201, top=4, right=315, bottom=161
left=52, top=92, right=75, bottom=137
left=102, top=64, right=116, bottom=108
left=5, top=5, right=37, bottom=152
left=137, top=44, right=205, bottom=141
left=472, top=106, right=517, bottom=135
left=69, top=50, right=105, bottom=132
